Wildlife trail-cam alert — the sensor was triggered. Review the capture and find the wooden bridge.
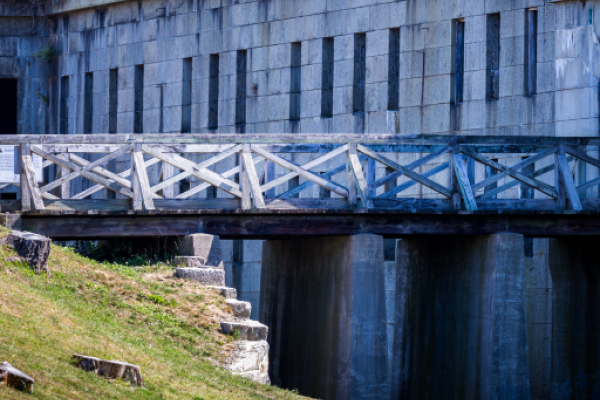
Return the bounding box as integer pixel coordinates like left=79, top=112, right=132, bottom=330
left=1, top=134, right=600, bottom=238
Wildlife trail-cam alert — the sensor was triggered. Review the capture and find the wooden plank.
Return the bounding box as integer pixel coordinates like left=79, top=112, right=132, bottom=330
left=141, top=145, right=243, bottom=198
left=70, top=154, right=132, bottom=190
left=133, top=147, right=155, bottom=210
left=564, top=146, right=600, bottom=169
left=265, top=198, right=350, bottom=209
left=277, top=155, right=368, bottom=199
left=451, top=149, right=477, bottom=211
left=161, top=163, right=174, bottom=198
left=144, top=144, right=241, bottom=153
left=43, top=199, right=131, bottom=211
left=348, top=144, right=372, bottom=208
left=130, top=150, right=142, bottom=211
left=251, top=145, right=350, bottom=198
left=71, top=158, right=160, bottom=201
left=240, top=152, right=251, bottom=210
left=21, top=145, right=45, bottom=211
left=4, top=133, right=600, bottom=147
left=376, top=162, right=449, bottom=199
left=242, top=146, right=266, bottom=209
left=30, top=146, right=135, bottom=199
left=357, top=145, right=452, bottom=197
left=19, top=145, right=31, bottom=211
left=370, top=146, right=452, bottom=189
left=577, top=176, right=600, bottom=194
left=471, top=146, right=557, bottom=191
left=557, top=148, right=582, bottom=211
left=154, top=199, right=240, bottom=209
left=555, top=153, right=566, bottom=210
left=175, top=157, right=263, bottom=199
left=461, top=147, right=558, bottom=199
left=260, top=144, right=349, bottom=193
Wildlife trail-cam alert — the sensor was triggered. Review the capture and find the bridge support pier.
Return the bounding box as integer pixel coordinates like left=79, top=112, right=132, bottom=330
left=392, top=234, right=531, bottom=400
left=259, top=234, right=389, bottom=400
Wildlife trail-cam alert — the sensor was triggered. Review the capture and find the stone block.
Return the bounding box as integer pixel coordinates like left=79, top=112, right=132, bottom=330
left=223, top=340, right=270, bottom=385
left=179, top=233, right=224, bottom=268
left=227, top=299, right=252, bottom=318
left=221, top=320, right=268, bottom=341
left=176, top=267, right=225, bottom=286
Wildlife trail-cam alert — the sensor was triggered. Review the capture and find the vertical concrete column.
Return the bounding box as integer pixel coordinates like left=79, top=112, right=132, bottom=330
left=259, top=235, right=388, bottom=400
left=174, top=233, right=225, bottom=286
left=546, top=237, right=600, bottom=400
left=392, top=234, right=530, bottom=400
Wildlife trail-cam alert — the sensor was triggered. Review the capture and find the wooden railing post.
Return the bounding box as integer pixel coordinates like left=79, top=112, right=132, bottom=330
left=449, top=148, right=462, bottom=210
left=346, top=144, right=357, bottom=207
left=555, top=147, right=566, bottom=211
left=19, top=144, right=31, bottom=212
left=240, top=147, right=251, bottom=210
left=451, top=146, right=477, bottom=211
left=131, top=147, right=142, bottom=211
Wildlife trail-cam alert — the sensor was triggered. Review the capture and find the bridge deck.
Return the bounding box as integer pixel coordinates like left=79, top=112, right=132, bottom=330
left=1, top=134, right=599, bottom=237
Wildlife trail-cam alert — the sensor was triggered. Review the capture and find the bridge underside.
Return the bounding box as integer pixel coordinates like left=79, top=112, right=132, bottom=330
left=11, top=209, right=600, bottom=239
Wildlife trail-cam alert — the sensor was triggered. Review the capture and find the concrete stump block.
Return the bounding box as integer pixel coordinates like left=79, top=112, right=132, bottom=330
left=221, top=320, right=268, bottom=341
left=224, top=340, right=270, bottom=385
left=0, top=362, right=34, bottom=392
left=3, top=230, right=51, bottom=275
left=72, top=354, right=143, bottom=386
left=176, top=267, right=225, bottom=286
left=179, top=233, right=223, bottom=268
left=211, top=286, right=238, bottom=299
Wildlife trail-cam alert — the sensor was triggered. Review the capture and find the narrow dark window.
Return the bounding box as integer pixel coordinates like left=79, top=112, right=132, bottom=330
left=181, top=58, right=192, bottom=133
left=208, top=54, right=220, bottom=129
left=353, top=33, right=366, bottom=114
left=452, top=19, right=465, bottom=105
left=59, top=76, right=69, bottom=135
left=525, top=9, right=538, bottom=96
left=484, top=159, right=499, bottom=200
left=134, top=65, right=144, bottom=133
left=108, top=69, right=118, bottom=134
left=236, top=50, right=247, bottom=127
left=486, top=14, right=500, bottom=100
left=321, top=37, right=334, bottom=118
left=84, top=72, right=93, bottom=134
left=290, top=42, right=302, bottom=121
left=388, top=29, right=400, bottom=110
left=521, top=158, right=534, bottom=199
left=0, top=79, right=17, bottom=134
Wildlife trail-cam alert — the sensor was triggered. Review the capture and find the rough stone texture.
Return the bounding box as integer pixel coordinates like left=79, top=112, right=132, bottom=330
left=179, top=234, right=224, bottom=268
left=210, top=286, right=237, bottom=299
left=174, top=256, right=224, bottom=269
left=3, top=230, right=51, bottom=275
left=223, top=340, right=270, bottom=385
left=0, top=362, right=34, bottom=392
left=227, top=299, right=252, bottom=319
left=220, top=320, right=268, bottom=341
left=176, top=267, right=225, bottom=286
left=260, top=234, right=388, bottom=400
left=545, top=237, right=600, bottom=400
left=392, top=234, right=530, bottom=400
left=72, top=354, right=144, bottom=386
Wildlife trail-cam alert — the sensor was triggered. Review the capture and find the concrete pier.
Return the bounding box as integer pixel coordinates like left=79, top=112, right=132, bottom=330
left=392, top=234, right=531, bottom=400
left=259, top=235, right=388, bottom=400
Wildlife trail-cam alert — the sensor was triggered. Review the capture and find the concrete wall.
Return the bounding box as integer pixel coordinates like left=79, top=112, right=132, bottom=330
left=1, top=0, right=599, bottom=137
left=392, top=234, right=531, bottom=400
left=259, top=234, right=388, bottom=400
left=223, top=239, right=262, bottom=320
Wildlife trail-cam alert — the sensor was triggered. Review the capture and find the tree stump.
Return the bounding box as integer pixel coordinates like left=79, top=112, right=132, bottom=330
left=3, top=231, right=51, bottom=275
left=72, top=354, right=144, bottom=386
left=0, top=362, right=34, bottom=392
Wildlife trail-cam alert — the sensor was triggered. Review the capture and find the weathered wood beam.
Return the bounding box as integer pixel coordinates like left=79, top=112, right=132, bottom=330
left=251, top=145, right=349, bottom=198
left=451, top=148, right=477, bottom=211
left=461, top=147, right=558, bottom=199
left=557, top=147, right=582, bottom=211
left=241, top=145, right=265, bottom=209
left=348, top=144, right=372, bottom=208
left=358, top=145, right=452, bottom=197
left=133, top=145, right=155, bottom=210
left=20, top=144, right=45, bottom=211
left=376, top=163, right=450, bottom=200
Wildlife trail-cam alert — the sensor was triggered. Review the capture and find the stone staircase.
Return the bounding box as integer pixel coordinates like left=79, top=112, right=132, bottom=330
left=175, top=234, right=270, bottom=384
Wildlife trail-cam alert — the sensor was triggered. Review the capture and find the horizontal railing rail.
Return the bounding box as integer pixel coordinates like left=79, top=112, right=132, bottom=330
left=1, top=135, right=598, bottom=214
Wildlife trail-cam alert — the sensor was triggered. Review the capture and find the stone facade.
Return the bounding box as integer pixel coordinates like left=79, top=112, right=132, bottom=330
left=0, top=0, right=598, bottom=137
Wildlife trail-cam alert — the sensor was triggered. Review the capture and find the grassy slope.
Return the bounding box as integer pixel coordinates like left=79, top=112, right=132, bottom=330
left=0, top=231, right=309, bottom=400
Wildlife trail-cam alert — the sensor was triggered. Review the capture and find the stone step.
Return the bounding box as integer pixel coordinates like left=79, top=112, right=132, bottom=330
left=221, top=320, right=268, bottom=341
left=174, top=256, right=224, bottom=269
left=226, top=299, right=252, bottom=318
left=175, top=267, right=225, bottom=286
left=209, top=286, right=238, bottom=299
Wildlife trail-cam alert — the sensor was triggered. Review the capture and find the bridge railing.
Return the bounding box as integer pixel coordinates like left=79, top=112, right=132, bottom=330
left=1, top=134, right=599, bottom=214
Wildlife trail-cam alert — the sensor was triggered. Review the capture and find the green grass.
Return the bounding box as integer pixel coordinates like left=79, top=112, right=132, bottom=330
left=0, top=230, right=310, bottom=400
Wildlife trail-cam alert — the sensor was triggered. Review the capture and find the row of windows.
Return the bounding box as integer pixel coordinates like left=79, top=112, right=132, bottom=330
left=60, top=9, right=540, bottom=133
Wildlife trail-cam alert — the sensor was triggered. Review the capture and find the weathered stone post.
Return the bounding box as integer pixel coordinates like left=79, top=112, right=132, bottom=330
left=259, top=234, right=389, bottom=400
left=392, top=234, right=531, bottom=400
left=174, top=233, right=225, bottom=286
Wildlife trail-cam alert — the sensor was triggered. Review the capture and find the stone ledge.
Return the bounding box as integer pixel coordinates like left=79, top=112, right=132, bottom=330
left=226, top=299, right=252, bottom=318
left=209, top=286, right=238, bottom=299
left=174, top=256, right=224, bottom=269
left=175, top=268, right=225, bottom=286
left=221, top=320, right=268, bottom=341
